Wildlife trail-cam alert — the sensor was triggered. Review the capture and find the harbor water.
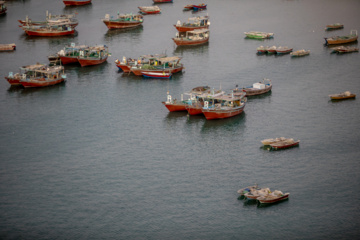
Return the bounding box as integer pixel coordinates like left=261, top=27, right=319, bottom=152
left=1, top=0, right=360, bottom=239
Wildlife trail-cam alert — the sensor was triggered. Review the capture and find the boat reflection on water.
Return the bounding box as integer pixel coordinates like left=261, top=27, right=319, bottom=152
left=201, top=112, right=246, bottom=132
left=104, top=25, right=143, bottom=41
left=173, top=42, right=209, bottom=55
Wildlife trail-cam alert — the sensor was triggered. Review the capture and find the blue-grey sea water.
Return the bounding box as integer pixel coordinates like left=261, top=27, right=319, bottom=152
left=1, top=0, right=360, bottom=239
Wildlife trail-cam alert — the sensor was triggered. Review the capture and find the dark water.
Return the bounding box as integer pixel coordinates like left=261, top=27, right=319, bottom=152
left=1, top=0, right=360, bottom=239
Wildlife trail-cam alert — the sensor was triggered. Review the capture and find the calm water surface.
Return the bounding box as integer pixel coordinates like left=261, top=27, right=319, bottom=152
left=1, top=0, right=360, bottom=239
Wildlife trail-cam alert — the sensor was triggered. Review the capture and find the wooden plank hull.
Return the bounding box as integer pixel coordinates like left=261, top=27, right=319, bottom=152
left=202, top=105, right=245, bottom=120
left=174, top=25, right=208, bottom=32
left=153, top=0, right=172, bottom=3
left=24, top=29, right=75, bottom=36
left=325, top=36, right=358, bottom=45
left=63, top=0, right=91, bottom=6
left=103, top=20, right=142, bottom=29
left=258, top=194, right=290, bottom=204
left=116, top=64, right=132, bottom=72
left=131, top=66, right=183, bottom=76
left=59, top=56, right=79, bottom=65
left=20, top=78, right=65, bottom=88
left=0, top=44, right=16, bottom=51
left=172, top=37, right=209, bottom=46
left=78, top=56, right=108, bottom=67
left=185, top=105, right=203, bottom=115
left=270, top=141, right=299, bottom=150
left=162, top=102, right=187, bottom=112
left=330, top=94, right=356, bottom=100
left=244, top=85, right=272, bottom=96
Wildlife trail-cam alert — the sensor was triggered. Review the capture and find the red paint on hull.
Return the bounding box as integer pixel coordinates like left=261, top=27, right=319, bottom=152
left=5, top=77, right=22, bottom=86
left=24, top=29, right=75, bottom=37
left=162, top=102, right=187, bottom=112
left=116, top=64, right=132, bottom=72
left=78, top=56, right=108, bottom=67
left=20, top=78, right=65, bottom=88
left=63, top=0, right=91, bottom=6
left=202, top=105, right=245, bottom=120
left=174, top=25, right=209, bottom=32
left=185, top=106, right=203, bottom=115
left=103, top=20, right=142, bottom=29
left=60, top=56, right=79, bottom=65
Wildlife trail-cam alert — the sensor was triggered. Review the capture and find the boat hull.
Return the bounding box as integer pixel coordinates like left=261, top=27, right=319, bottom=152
left=185, top=105, right=203, bottom=115
left=63, top=0, right=91, bottom=6
left=153, top=0, right=172, bottom=3
left=142, top=72, right=172, bottom=79
left=325, top=36, right=358, bottom=45
left=330, top=94, right=356, bottom=100
left=162, top=102, right=187, bottom=112
left=131, top=66, right=183, bottom=76
left=202, top=105, right=245, bottom=120
left=20, top=78, right=65, bottom=88
left=244, top=85, right=272, bottom=96
left=103, top=20, right=142, bottom=29
left=270, top=141, right=299, bottom=150
left=174, top=25, right=209, bottom=32
left=116, top=64, right=132, bottom=72
left=0, top=44, right=16, bottom=51
left=78, top=56, right=108, bottom=67
left=172, top=37, right=209, bottom=46
left=5, top=77, right=22, bottom=86
left=59, top=56, right=79, bottom=65
left=24, top=29, right=75, bottom=37
left=258, top=194, right=290, bottom=204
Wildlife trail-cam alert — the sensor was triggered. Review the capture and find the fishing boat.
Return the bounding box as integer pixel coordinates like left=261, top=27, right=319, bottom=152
left=142, top=71, right=172, bottom=79
left=0, top=43, right=16, bottom=51
left=331, top=46, right=359, bottom=54
left=162, top=86, right=211, bottom=112
left=201, top=93, right=247, bottom=120
left=270, top=139, right=300, bottom=150
left=130, top=56, right=183, bottom=76
left=138, top=6, right=161, bottom=15
left=244, top=31, right=274, bottom=39
left=102, top=13, right=143, bottom=29
left=324, top=30, right=358, bottom=45
left=172, top=29, right=209, bottom=46
left=329, top=91, right=356, bottom=100
left=257, top=190, right=290, bottom=204
left=153, top=0, right=172, bottom=3
left=77, top=45, right=109, bottom=67
left=18, top=13, right=79, bottom=28
left=192, top=4, right=207, bottom=10
left=21, top=24, right=75, bottom=37
left=57, top=43, right=89, bottom=65
left=290, top=49, right=310, bottom=57
left=276, top=46, right=293, bottom=54
left=0, top=1, right=7, bottom=15
left=174, top=15, right=210, bottom=32
left=185, top=88, right=225, bottom=115
left=63, top=0, right=91, bottom=6
left=237, top=184, right=261, bottom=200
left=256, top=46, right=269, bottom=54
left=5, top=64, right=45, bottom=86
left=115, top=54, right=166, bottom=73
left=325, top=23, right=343, bottom=31
left=235, top=78, right=272, bottom=96
left=244, top=188, right=271, bottom=201
left=6, top=65, right=66, bottom=88
left=261, top=137, right=288, bottom=146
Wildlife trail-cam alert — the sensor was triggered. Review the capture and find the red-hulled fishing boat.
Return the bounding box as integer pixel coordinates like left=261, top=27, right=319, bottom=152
left=102, top=13, right=143, bottom=29
left=172, top=29, right=209, bottom=46
left=5, top=64, right=45, bottom=86
left=21, top=24, right=75, bottom=37
left=15, top=65, right=66, bottom=88
left=115, top=54, right=166, bottom=73
left=57, top=43, right=89, bottom=65
left=77, top=45, right=109, bottom=67
left=202, top=93, right=247, bottom=120
left=185, top=88, right=225, bottom=115
left=63, top=0, right=91, bottom=6
left=130, top=56, right=183, bottom=76
left=174, top=15, right=210, bottom=32
left=138, top=6, right=161, bottom=15
left=162, top=86, right=211, bottom=112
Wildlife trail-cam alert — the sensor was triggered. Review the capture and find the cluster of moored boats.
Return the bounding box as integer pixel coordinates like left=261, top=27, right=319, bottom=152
left=237, top=184, right=290, bottom=206
left=162, top=79, right=272, bottom=120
